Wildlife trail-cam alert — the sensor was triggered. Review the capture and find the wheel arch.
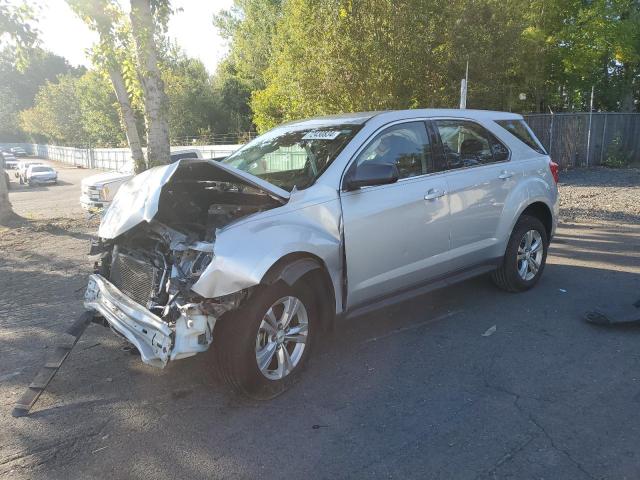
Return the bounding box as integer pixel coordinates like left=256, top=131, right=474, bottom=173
left=520, top=201, right=553, bottom=240
left=261, top=252, right=337, bottom=331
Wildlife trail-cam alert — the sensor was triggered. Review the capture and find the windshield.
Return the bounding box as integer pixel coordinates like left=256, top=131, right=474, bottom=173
left=31, top=166, right=52, bottom=173
left=221, top=123, right=363, bottom=191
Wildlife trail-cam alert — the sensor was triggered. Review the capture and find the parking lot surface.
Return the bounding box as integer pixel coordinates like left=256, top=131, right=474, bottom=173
left=1, top=161, right=639, bottom=479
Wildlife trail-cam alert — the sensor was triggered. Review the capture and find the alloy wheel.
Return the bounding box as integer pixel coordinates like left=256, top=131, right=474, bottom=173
left=255, top=296, right=309, bottom=380
left=517, top=229, right=543, bottom=281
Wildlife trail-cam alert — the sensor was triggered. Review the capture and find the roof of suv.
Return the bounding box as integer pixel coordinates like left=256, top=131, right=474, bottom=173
left=284, top=109, right=523, bottom=129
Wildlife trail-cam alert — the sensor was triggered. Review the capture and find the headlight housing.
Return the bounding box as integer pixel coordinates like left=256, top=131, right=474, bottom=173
left=100, top=185, right=110, bottom=200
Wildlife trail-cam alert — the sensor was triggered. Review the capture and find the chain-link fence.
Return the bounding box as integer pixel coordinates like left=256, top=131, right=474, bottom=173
left=523, top=113, right=640, bottom=168
left=4, top=113, right=640, bottom=171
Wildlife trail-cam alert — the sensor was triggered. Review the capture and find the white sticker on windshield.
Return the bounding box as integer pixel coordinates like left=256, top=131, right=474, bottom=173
left=302, top=130, right=342, bottom=141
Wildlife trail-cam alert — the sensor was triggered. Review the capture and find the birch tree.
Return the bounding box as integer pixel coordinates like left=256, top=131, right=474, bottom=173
left=129, top=0, right=171, bottom=167
left=68, top=0, right=146, bottom=173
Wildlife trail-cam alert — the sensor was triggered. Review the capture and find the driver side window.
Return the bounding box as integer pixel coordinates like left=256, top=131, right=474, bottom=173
left=354, top=122, right=431, bottom=179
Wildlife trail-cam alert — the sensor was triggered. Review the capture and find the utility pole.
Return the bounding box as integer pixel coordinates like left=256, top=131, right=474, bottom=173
left=586, top=85, right=594, bottom=167
left=460, top=60, right=469, bottom=109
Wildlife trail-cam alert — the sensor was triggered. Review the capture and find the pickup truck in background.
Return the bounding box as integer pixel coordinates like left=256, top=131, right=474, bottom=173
left=80, top=149, right=204, bottom=212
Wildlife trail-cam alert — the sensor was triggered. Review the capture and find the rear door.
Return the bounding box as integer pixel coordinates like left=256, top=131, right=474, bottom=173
left=431, top=119, right=515, bottom=269
left=340, top=121, right=450, bottom=308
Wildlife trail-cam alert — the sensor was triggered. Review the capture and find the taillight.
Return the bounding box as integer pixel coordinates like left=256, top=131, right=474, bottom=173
left=549, top=160, right=559, bottom=184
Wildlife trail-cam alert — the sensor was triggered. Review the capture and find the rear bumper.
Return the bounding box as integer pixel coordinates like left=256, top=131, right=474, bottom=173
left=29, top=177, right=57, bottom=184
left=84, top=274, right=173, bottom=367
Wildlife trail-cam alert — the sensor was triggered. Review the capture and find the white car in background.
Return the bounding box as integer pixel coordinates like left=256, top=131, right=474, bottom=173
left=26, top=164, right=58, bottom=186
left=1, top=151, right=18, bottom=169
left=16, top=160, right=43, bottom=183
left=11, top=146, right=28, bottom=157
left=80, top=149, right=203, bottom=212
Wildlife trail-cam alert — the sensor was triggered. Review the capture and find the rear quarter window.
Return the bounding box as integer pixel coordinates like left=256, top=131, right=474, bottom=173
left=495, top=120, right=546, bottom=155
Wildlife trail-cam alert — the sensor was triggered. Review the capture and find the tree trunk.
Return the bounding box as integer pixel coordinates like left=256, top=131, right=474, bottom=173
left=129, top=0, right=170, bottom=168
left=108, top=66, right=146, bottom=173
left=0, top=167, right=14, bottom=223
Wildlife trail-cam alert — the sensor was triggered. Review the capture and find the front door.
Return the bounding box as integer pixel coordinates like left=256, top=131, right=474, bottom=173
left=340, top=121, right=451, bottom=309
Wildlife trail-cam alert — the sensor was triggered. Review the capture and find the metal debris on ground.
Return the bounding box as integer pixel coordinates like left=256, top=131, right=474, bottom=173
left=482, top=325, right=497, bottom=337
left=584, top=299, right=640, bottom=326
left=11, top=311, right=95, bottom=418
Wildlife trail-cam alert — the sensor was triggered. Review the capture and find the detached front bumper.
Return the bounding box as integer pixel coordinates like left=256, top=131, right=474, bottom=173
left=84, top=274, right=173, bottom=367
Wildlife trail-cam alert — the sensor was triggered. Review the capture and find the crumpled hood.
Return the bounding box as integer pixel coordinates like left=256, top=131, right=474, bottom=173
left=98, top=159, right=289, bottom=239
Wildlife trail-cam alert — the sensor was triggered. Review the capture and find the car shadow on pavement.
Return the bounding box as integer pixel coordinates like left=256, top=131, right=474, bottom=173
left=551, top=224, right=640, bottom=269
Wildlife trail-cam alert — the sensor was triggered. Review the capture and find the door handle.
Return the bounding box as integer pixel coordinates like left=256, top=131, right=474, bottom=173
left=498, top=170, right=514, bottom=180
left=424, top=189, right=445, bottom=200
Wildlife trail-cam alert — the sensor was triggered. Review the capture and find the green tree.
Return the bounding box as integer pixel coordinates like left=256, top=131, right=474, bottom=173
left=20, top=74, right=85, bottom=145
left=0, top=48, right=81, bottom=140
left=218, top=0, right=640, bottom=130
left=557, top=0, right=640, bottom=112
left=162, top=52, right=217, bottom=142
left=251, top=0, right=452, bottom=130
left=0, top=0, right=38, bottom=68
left=213, top=0, right=281, bottom=132
left=0, top=0, right=39, bottom=221
left=77, top=70, right=127, bottom=146
left=19, top=70, right=125, bottom=146
left=212, top=59, right=254, bottom=134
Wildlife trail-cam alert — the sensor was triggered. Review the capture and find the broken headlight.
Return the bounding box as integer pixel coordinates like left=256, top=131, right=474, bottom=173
left=183, top=250, right=212, bottom=277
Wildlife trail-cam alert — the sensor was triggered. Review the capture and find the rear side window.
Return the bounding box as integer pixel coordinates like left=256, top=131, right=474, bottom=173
left=433, top=120, right=509, bottom=171
left=495, top=120, right=546, bottom=155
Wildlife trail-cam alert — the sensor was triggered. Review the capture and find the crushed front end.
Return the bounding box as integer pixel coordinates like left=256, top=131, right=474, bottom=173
left=84, top=159, right=285, bottom=367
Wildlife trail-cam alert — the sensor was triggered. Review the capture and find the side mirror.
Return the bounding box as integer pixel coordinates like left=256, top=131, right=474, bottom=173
left=345, top=162, right=399, bottom=191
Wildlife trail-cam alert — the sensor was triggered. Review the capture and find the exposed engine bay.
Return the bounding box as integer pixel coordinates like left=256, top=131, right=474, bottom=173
left=86, top=160, right=284, bottom=366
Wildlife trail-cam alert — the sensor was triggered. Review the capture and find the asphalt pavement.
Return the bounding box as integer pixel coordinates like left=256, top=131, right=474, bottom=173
left=1, top=160, right=639, bottom=479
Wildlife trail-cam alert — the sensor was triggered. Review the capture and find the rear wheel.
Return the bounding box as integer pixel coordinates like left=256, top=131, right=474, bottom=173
left=214, top=281, right=316, bottom=399
left=492, top=215, right=548, bottom=292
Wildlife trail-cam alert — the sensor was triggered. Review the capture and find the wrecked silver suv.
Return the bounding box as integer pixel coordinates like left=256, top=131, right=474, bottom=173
left=85, top=109, right=558, bottom=398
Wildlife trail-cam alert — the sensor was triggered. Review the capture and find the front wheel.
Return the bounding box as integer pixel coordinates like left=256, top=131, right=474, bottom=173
left=214, top=282, right=316, bottom=399
left=492, top=215, right=548, bottom=292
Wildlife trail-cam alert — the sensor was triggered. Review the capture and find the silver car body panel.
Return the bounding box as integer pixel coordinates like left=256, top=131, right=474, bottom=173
left=191, top=184, right=343, bottom=311
left=95, top=109, right=558, bottom=336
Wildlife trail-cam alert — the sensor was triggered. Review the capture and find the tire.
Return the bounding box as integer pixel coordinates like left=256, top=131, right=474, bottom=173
left=214, top=281, right=317, bottom=400
left=492, top=215, right=548, bottom=292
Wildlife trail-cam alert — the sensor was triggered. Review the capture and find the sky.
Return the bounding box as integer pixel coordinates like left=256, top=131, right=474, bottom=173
left=25, top=0, right=234, bottom=73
